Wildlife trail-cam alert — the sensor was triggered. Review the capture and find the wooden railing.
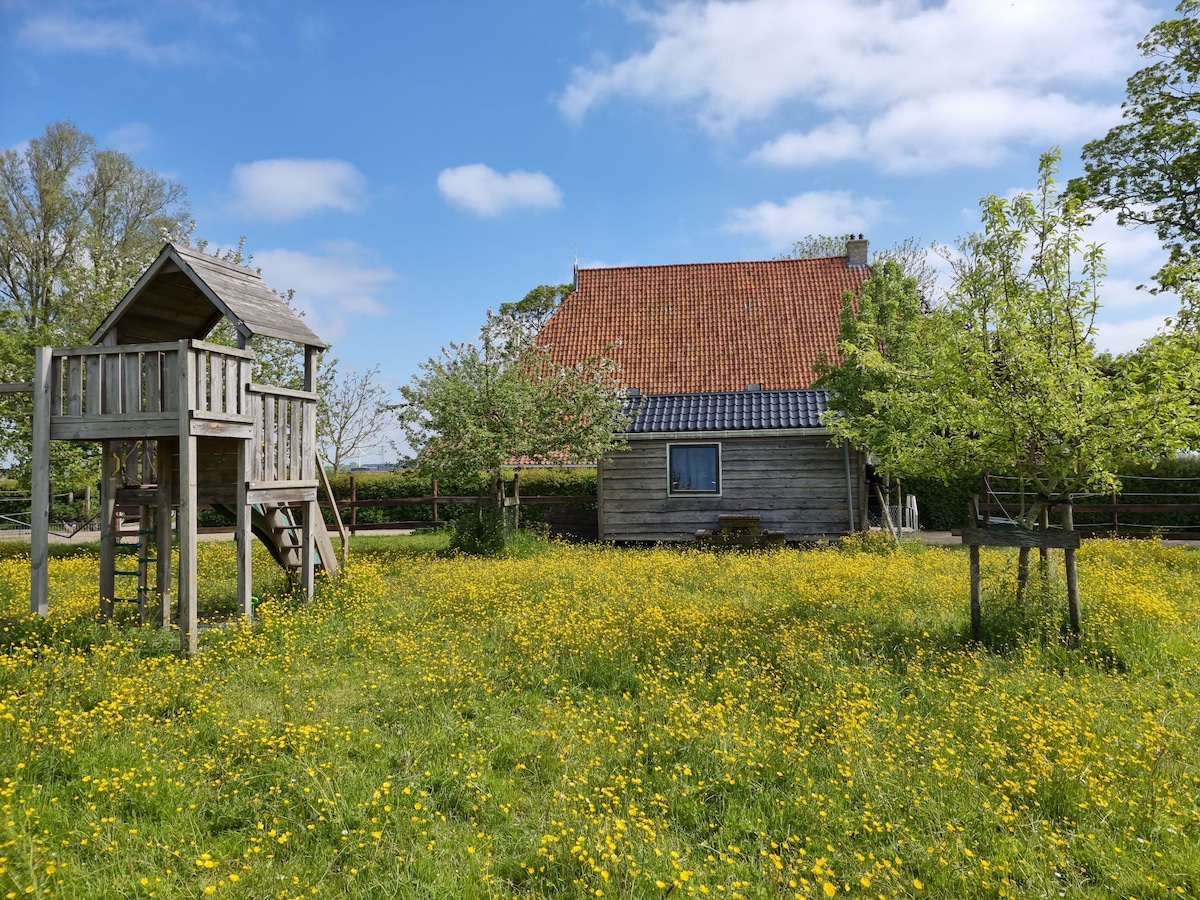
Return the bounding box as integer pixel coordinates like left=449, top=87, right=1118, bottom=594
left=44, top=340, right=316, bottom=489
left=47, top=340, right=254, bottom=420
left=189, top=341, right=253, bottom=418
left=246, top=384, right=316, bottom=485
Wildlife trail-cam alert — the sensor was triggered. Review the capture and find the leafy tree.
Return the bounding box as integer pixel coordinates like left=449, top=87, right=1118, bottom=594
left=779, top=234, right=849, bottom=261
left=814, top=258, right=927, bottom=446
left=399, top=305, right=626, bottom=548
left=823, top=151, right=1199, bottom=627
left=0, top=121, right=189, bottom=347
left=317, top=362, right=396, bottom=472
left=1073, top=1, right=1200, bottom=314
left=497, top=282, right=574, bottom=331
left=0, top=121, right=189, bottom=490
left=782, top=233, right=940, bottom=307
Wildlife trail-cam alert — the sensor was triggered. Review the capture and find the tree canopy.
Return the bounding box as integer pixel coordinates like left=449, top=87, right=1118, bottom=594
left=0, top=121, right=190, bottom=488
left=823, top=151, right=1198, bottom=526
left=782, top=233, right=940, bottom=308
left=1073, top=0, right=1200, bottom=314
left=398, top=301, right=626, bottom=518
left=0, top=121, right=189, bottom=351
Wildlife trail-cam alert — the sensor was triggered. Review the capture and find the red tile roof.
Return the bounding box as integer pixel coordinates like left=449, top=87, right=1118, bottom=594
left=537, top=256, right=870, bottom=394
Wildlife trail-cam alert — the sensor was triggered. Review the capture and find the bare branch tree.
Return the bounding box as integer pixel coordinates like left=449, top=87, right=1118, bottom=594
left=317, top=362, right=397, bottom=472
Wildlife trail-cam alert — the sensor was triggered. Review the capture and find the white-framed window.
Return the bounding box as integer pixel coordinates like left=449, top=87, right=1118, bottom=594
left=668, top=442, right=721, bottom=495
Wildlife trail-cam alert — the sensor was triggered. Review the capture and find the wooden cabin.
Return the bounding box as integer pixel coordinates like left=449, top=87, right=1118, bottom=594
left=598, top=389, right=867, bottom=542
left=29, top=243, right=339, bottom=653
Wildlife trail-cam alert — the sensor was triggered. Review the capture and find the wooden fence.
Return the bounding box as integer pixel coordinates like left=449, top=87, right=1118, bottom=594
left=319, top=475, right=598, bottom=538
left=978, top=473, right=1200, bottom=540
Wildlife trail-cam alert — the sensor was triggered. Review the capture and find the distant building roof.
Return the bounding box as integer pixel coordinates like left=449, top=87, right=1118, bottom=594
left=625, top=388, right=830, bottom=433
left=91, top=243, right=327, bottom=349
left=537, top=254, right=869, bottom=393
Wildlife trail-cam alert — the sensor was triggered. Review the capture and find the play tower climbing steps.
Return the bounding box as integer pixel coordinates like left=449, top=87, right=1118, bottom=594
left=29, top=243, right=338, bottom=654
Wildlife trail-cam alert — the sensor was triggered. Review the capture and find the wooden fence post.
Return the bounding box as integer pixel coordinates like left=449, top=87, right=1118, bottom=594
left=432, top=478, right=439, bottom=524
left=970, top=544, right=982, bottom=642
left=350, top=473, right=358, bottom=535
left=1064, top=501, right=1081, bottom=637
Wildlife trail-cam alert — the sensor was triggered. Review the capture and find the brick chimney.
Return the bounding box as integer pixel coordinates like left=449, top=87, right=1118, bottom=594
left=845, top=234, right=869, bottom=267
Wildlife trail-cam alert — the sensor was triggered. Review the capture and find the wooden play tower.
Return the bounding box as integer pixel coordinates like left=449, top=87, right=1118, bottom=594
left=29, top=243, right=339, bottom=653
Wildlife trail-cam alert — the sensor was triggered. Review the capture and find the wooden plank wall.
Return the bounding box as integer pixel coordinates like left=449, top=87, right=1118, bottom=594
left=246, top=385, right=316, bottom=485
left=599, top=434, right=866, bottom=542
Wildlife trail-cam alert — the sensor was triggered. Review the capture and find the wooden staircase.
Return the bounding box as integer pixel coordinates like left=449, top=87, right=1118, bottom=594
left=255, top=503, right=340, bottom=579
left=215, top=502, right=340, bottom=579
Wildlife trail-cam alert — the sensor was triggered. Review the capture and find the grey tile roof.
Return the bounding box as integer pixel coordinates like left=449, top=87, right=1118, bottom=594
left=625, top=389, right=829, bottom=433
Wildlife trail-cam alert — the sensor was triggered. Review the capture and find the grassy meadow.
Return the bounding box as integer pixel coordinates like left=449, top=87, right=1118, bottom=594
left=0, top=535, right=1197, bottom=898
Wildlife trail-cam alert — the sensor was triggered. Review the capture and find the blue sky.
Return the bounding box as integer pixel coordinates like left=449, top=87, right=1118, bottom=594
left=0, top=0, right=1183, bottom=457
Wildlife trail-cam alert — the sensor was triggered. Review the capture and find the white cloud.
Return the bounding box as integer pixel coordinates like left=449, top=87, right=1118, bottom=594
left=105, top=122, right=154, bottom=155
left=562, top=0, right=1154, bottom=171
left=252, top=242, right=396, bottom=344
left=1081, top=209, right=1169, bottom=273
left=18, top=14, right=193, bottom=63
left=753, top=92, right=1119, bottom=174
left=229, top=159, right=366, bottom=222
left=725, top=190, right=886, bottom=248
left=437, top=164, right=562, bottom=217
left=1093, top=313, right=1174, bottom=355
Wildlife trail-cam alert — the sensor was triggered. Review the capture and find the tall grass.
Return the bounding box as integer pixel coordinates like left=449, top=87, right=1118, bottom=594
left=0, top=537, right=1196, bottom=898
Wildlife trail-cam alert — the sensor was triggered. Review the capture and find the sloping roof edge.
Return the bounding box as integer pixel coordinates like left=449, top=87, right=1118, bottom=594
left=90, top=243, right=328, bottom=349
left=624, top=388, right=831, bottom=433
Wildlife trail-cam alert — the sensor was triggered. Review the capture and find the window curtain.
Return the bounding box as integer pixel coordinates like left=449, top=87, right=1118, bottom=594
left=671, top=445, right=719, bottom=492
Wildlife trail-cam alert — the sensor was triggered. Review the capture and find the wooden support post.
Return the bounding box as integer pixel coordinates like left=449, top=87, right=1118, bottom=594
left=302, top=499, right=317, bottom=599
left=875, top=483, right=899, bottom=543
left=178, top=343, right=198, bottom=655
left=156, top=440, right=173, bottom=628
left=316, top=455, right=348, bottom=565
left=301, top=373, right=318, bottom=597
left=1016, top=546, right=1030, bottom=605
left=969, top=543, right=982, bottom=642
left=137, top=503, right=150, bottom=625
left=304, top=346, right=318, bottom=392
left=842, top=441, right=856, bottom=533
left=99, top=441, right=118, bottom=619
left=1063, top=501, right=1081, bottom=637
left=350, top=473, right=358, bottom=534
left=236, top=435, right=253, bottom=622
left=1110, top=491, right=1120, bottom=536
left=31, top=347, right=51, bottom=616
left=432, top=478, right=439, bottom=525
left=1039, top=506, right=1051, bottom=580
left=513, top=470, right=521, bottom=531
left=981, top=473, right=991, bottom=529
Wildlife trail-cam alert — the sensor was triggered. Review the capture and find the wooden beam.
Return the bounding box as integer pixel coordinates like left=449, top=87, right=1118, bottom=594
left=99, top=441, right=118, bottom=618
left=316, top=454, right=348, bottom=565
left=30, top=348, right=51, bottom=616
left=156, top=440, right=174, bottom=628
left=177, top=343, right=198, bottom=656
left=237, top=433, right=253, bottom=622
left=969, top=544, right=981, bottom=641
left=960, top=527, right=1081, bottom=550
left=1064, top=504, right=1081, bottom=637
